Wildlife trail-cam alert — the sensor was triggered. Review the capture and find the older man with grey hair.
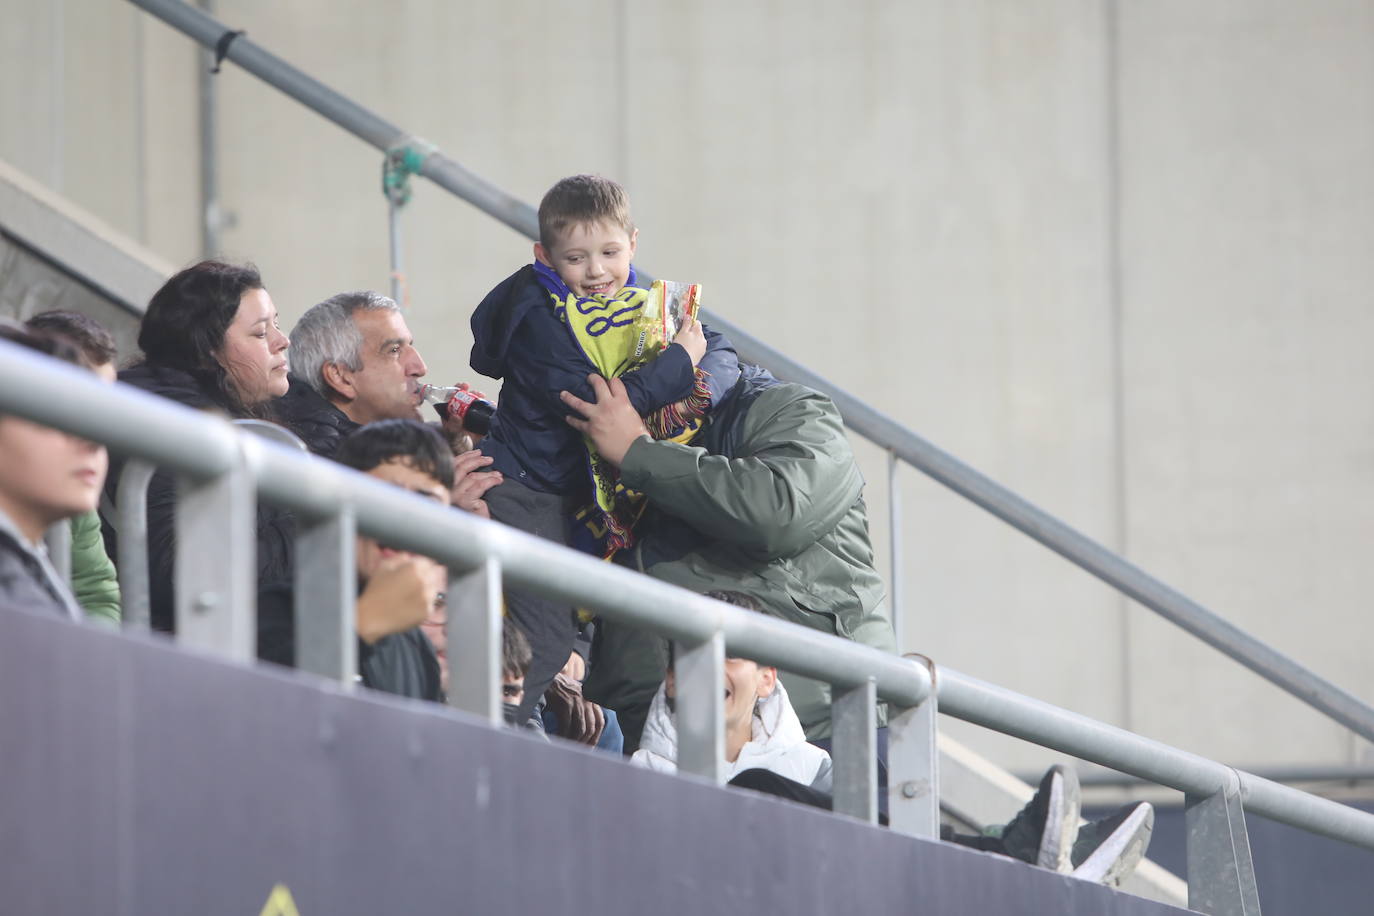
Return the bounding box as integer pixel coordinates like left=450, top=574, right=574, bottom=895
left=278, top=290, right=501, bottom=513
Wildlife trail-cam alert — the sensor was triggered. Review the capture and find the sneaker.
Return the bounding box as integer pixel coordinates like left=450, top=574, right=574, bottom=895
left=1071, top=802, right=1155, bottom=887
left=997, top=764, right=1082, bottom=872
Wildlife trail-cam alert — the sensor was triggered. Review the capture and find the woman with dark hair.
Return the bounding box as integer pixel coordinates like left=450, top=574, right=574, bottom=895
left=130, top=259, right=289, bottom=415
left=103, top=260, right=296, bottom=661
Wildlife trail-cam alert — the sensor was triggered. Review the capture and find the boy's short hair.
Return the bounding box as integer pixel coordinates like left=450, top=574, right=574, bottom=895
left=334, top=419, right=456, bottom=491
left=1, top=319, right=87, bottom=368
left=538, top=174, right=634, bottom=248
left=24, top=310, right=117, bottom=367
left=502, top=621, right=533, bottom=680
left=668, top=591, right=767, bottom=668
left=0, top=320, right=89, bottom=419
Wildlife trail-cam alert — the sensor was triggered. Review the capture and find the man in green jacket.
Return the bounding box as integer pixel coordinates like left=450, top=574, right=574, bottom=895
left=562, top=363, right=896, bottom=749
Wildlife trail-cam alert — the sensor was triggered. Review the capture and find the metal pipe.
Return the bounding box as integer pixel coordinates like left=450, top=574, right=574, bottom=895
left=43, top=520, right=72, bottom=585
left=196, top=0, right=219, bottom=257
left=121, top=0, right=1374, bottom=748
left=115, top=460, right=156, bottom=627
left=7, top=337, right=1374, bottom=854
left=0, top=345, right=238, bottom=479
left=125, top=0, right=536, bottom=238
left=387, top=194, right=402, bottom=304
left=887, top=448, right=903, bottom=649
left=938, top=668, right=1374, bottom=850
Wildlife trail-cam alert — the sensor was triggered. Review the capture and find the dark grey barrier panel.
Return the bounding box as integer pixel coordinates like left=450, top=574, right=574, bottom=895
left=0, top=607, right=1191, bottom=916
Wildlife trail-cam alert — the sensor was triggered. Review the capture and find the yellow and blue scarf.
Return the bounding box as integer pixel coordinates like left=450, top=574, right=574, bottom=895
left=533, top=261, right=710, bottom=553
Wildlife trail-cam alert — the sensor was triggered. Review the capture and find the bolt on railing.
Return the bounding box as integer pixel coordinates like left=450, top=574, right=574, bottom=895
left=8, top=338, right=1374, bottom=914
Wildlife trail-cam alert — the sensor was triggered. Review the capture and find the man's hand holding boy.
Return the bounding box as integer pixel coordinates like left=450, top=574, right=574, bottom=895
left=560, top=374, right=651, bottom=467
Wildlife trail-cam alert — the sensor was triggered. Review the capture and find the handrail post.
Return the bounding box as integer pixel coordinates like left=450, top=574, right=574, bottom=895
left=294, top=506, right=357, bottom=684
left=447, top=557, right=502, bottom=724
left=675, top=631, right=726, bottom=785
left=174, top=457, right=255, bottom=660
left=43, top=520, right=72, bottom=585
left=887, top=448, right=903, bottom=649
left=832, top=676, right=879, bottom=823
left=116, top=460, right=157, bottom=628
left=1186, top=768, right=1262, bottom=915
left=888, top=656, right=939, bottom=838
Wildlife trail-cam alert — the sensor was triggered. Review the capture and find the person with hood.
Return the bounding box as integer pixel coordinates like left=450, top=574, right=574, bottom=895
left=469, top=174, right=738, bottom=721
left=0, top=322, right=107, bottom=623
left=561, top=362, right=894, bottom=754
left=633, top=593, right=1155, bottom=887
left=632, top=590, right=832, bottom=791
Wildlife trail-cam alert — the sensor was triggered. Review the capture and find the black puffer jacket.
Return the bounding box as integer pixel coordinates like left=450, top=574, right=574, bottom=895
left=101, top=364, right=298, bottom=664
left=275, top=375, right=359, bottom=460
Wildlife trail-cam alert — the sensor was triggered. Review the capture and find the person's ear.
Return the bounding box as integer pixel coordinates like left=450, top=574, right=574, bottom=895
left=533, top=242, right=552, bottom=267
left=321, top=361, right=356, bottom=402
left=628, top=227, right=639, bottom=258
left=756, top=666, right=777, bottom=699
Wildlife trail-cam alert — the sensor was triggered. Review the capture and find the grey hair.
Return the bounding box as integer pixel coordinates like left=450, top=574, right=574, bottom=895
left=288, top=290, right=399, bottom=399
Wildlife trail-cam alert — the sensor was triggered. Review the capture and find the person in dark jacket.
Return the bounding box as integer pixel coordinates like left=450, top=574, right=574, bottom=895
left=280, top=289, right=501, bottom=514
left=101, top=259, right=299, bottom=662
left=469, top=174, right=739, bottom=721
left=0, top=322, right=107, bottom=622
left=281, top=290, right=424, bottom=456
left=562, top=363, right=897, bottom=750
left=332, top=419, right=454, bottom=700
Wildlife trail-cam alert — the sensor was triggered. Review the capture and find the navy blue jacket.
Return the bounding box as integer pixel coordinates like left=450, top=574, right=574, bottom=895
left=470, top=265, right=739, bottom=494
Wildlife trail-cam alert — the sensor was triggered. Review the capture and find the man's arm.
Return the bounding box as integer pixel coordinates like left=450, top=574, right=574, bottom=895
left=562, top=376, right=863, bottom=558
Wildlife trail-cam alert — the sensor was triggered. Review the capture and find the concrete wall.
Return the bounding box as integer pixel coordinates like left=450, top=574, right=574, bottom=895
left=2, top=0, right=1372, bottom=775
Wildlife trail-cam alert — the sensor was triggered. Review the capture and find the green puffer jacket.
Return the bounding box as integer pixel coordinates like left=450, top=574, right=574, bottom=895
left=618, top=364, right=896, bottom=738
left=70, top=509, right=120, bottom=626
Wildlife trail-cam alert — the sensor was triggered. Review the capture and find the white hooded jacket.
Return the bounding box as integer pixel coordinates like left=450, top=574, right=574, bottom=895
left=631, top=679, right=833, bottom=791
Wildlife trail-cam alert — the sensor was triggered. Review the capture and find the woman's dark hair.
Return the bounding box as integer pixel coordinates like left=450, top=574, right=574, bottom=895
left=334, top=419, right=456, bottom=491
left=138, top=259, right=264, bottom=415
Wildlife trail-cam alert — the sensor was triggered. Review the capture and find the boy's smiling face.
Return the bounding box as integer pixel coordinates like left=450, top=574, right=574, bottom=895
left=534, top=219, right=637, bottom=299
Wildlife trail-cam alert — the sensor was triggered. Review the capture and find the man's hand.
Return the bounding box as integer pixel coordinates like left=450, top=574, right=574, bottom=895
left=560, top=374, right=651, bottom=467
left=673, top=318, right=707, bottom=367
left=418, top=568, right=450, bottom=692
left=543, top=672, right=606, bottom=746
left=356, top=554, right=440, bottom=644
left=440, top=413, right=485, bottom=450
left=451, top=449, right=501, bottom=518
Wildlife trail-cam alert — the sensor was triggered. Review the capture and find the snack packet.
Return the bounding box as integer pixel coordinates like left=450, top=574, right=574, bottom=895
left=633, top=280, right=702, bottom=363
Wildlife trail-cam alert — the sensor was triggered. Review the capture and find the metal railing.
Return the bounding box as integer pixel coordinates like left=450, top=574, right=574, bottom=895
left=120, top=0, right=1374, bottom=751
left=6, top=335, right=1374, bottom=915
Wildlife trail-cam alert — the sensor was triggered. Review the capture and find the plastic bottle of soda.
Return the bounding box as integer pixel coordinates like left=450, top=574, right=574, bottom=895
left=421, top=383, right=495, bottom=436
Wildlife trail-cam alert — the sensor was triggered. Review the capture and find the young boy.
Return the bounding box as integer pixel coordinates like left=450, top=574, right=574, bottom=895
left=469, top=174, right=739, bottom=718
left=24, top=310, right=122, bottom=626
left=0, top=321, right=108, bottom=623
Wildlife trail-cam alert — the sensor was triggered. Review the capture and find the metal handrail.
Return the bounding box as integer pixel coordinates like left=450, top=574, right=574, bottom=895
left=122, top=0, right=1374, bottom=748
left=4, top=339, right=1374, bottom=873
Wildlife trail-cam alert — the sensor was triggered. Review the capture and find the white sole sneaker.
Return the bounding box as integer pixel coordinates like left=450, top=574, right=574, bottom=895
left=1072, top=802, right=1155, bottom=887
